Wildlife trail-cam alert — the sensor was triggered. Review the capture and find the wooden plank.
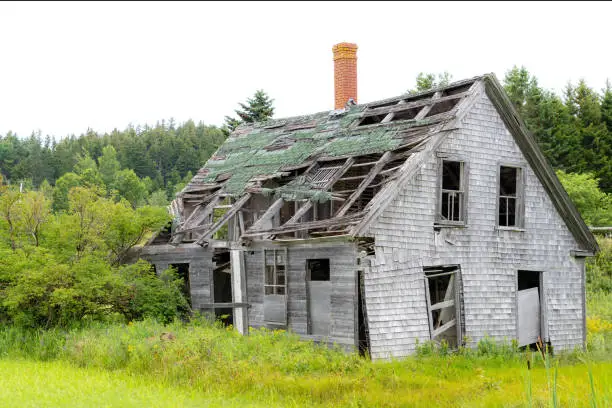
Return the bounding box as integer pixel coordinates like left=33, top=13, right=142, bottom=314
left=171, top=194, right=222, bottom=244
left=334, top=151, right=392, bottom=218
left=424, top=277, right=434, bottom=338
left=284, top=201, right=313, bottom=225
left=431, top=319, right=456, bottom=338
left=430, top=299, right=455, bottom=311
left=179, top=194, right=221, bottom=231
left=283, top=157, right=355, bottom=227
left=242, top=213, right=364, bottom=238
left=247, top=197, right=285, bottom=232
left=363, top=92, right=468, bottom=118
left=381, top=100, right=405, bottom=123
left=196, top=193, right=251, bottom=244
left=414, top=91, right=442, bottom=120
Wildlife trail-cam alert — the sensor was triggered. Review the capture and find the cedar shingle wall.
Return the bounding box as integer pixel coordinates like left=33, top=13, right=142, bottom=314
left=365, top=92, right=585, bottom=360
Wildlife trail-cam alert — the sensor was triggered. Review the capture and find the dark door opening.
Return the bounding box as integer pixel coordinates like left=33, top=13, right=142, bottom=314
left=170, top=263, right=191, bottom=308
left=357, top=269, right=370, bottom=356
left=307, top=259, right=331, bottom=336
left=517, top=270, right=543, bottom=347
left=213, top=251, right=233, bottom=326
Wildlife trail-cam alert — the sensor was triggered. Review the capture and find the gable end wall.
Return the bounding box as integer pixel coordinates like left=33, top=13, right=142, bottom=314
left=364, top=91, right=586, bottom=360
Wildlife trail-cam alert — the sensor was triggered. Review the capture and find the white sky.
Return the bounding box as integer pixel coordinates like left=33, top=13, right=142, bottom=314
left=1, top=1, right=610, bottom=139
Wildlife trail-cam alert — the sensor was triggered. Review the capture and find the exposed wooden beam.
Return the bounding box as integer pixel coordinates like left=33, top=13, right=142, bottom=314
left=247, top=197, right=285, bottom=232
left=241, top=212, right=364, bottom=238
left=281, top=157, right=355, bottom=227
left=283, top=201, right=313, bottom=225
left=334, top=151, right=392, bottom=218
left=196, top=193, right=252, bottom=244
left=170, top=194, right=222, bottom=244
left=414, top=91, right=442, bottom=120
left=364, top=92, right=468, bottom=119
left=381, top=100, right=405, bottom=123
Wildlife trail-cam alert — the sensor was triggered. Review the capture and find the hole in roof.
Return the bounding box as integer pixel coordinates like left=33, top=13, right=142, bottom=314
left=444, top=82, right=473, bottom=96
left=425, top=98, right=461, bottom=117
left=366, top=100, right=402, bottom=110
left=390, top=107, right=421, bottom=121
left=358, top=115, right=386, bottom=126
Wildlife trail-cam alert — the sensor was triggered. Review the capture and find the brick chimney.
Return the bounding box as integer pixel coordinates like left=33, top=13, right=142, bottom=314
left=332, top=42, right=358, bottom=110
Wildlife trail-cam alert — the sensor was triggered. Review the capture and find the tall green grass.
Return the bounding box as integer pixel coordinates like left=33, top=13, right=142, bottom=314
left=0, top=317, right=610, bottom=407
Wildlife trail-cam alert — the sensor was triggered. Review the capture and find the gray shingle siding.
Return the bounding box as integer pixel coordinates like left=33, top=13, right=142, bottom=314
left=364, top=91, right=586, bottom=360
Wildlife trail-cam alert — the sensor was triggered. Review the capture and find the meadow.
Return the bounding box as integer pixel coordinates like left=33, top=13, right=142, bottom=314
left=0, top=294, right=610, bottom=408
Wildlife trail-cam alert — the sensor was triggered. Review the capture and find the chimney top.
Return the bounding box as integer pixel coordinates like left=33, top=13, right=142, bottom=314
left=332, top=42, right=358, bottom=110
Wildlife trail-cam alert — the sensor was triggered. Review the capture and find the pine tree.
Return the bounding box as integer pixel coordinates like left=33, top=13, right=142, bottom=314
left=223, top=90, right=275, bottom=134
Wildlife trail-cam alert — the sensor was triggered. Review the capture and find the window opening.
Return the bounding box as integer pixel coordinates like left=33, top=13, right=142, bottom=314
left=440, top=160, right=464, bottom=222
left=499, top=166, right=521, bottom=227
left=307, top=259, right=330, bottom=281
left=264, top=249, right=287, bottom=295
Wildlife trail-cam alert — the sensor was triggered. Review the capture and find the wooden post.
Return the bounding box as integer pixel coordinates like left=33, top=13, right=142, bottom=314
left=231, top=249, right=248, bottom=335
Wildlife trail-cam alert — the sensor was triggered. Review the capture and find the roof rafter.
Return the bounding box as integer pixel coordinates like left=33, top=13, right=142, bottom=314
left=196, top=193, right=252, bottom=245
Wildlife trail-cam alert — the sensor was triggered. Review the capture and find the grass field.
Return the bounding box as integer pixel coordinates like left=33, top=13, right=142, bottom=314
left=1, top=306, right=611, bottom=408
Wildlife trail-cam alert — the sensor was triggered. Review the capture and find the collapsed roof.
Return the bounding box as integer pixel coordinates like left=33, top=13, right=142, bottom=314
left=167, top=74, right=598, bottom=253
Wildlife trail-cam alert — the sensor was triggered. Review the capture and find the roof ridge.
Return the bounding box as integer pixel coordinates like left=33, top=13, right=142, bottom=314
left=232, top=74, right=490, bottom=133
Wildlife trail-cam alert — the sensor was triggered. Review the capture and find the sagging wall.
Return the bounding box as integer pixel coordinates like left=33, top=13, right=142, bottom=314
left=140, top=244, right=215, bottom=311
left=364, top=91, right=586, bottom=360
left=243, top=242, right=359, bottom=348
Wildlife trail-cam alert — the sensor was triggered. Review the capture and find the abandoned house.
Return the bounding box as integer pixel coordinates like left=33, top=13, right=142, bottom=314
left=140, top=43, right=598, bottom=360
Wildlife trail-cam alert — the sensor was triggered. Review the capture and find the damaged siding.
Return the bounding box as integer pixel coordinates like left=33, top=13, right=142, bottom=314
left=364, top=91, right=585, bottom=360
left=140, top=245, right=215, bottom=311
left=244, top=243, right=359, bottom=347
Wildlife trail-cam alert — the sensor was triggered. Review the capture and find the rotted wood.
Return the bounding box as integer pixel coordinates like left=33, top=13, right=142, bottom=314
left=363, top=92, right=469, bottom=119
left=171, top=194, right=221, bottom=243
left=381, top=100, right=406, bottom=123
left=196, top=193, right=252, bottom=244
left=282, top=157, right=355, bottom=227
left=334, top=151, right=392, bottom=218
left=247, top=197, right=285, bottom=232
left=414, top=91, right=442, bottom=120
left=241, top=212, right=364, bottom=238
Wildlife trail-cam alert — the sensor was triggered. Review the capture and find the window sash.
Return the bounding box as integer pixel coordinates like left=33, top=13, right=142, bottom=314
left=498, top=166, right=523, bottom=228
left=437, top=160, right=466, bottom=224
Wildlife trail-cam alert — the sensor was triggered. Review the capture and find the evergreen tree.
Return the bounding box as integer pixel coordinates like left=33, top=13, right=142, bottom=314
left=223, top=90, right=275, bottom=134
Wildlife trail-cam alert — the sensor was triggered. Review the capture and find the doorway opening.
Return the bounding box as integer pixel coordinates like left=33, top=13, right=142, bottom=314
left=170, top=263, right=191, bottom=308
left=213, top=250, right=233, bottom=326
left=517, top=270, right=543, bottom=348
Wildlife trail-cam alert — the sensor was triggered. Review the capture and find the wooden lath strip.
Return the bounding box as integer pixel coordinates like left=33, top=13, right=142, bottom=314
left=196, top=193, right=252, bottom=244
left=334, top=151, right=392, bottom=218
left=414, top=91, right=443, bottom=120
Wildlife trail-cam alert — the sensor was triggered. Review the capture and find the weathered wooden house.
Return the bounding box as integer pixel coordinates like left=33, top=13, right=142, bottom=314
left=141, top=43, right=598, bottom=359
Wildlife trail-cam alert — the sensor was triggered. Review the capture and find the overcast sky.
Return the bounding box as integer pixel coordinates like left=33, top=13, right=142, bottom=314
left=0, top=1, right=610, bottom=139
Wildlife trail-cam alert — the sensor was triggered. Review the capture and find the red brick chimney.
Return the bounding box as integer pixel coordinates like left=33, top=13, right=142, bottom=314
left=332, top=42, right=358, bottom=110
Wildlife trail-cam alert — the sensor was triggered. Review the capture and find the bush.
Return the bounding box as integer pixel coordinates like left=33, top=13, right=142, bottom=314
left=119, top=262, right=190, bottom=324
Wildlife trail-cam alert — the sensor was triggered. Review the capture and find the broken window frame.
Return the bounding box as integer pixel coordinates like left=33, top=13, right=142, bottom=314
left=423, top=265, right=462, bottom=346
left=264, top=248, right=288, bottom=295
left=263, top=248, right=289, bottom=326
left=435, top=156, right=468, bottom=226
left=497, top=163, right=525, bottom=229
